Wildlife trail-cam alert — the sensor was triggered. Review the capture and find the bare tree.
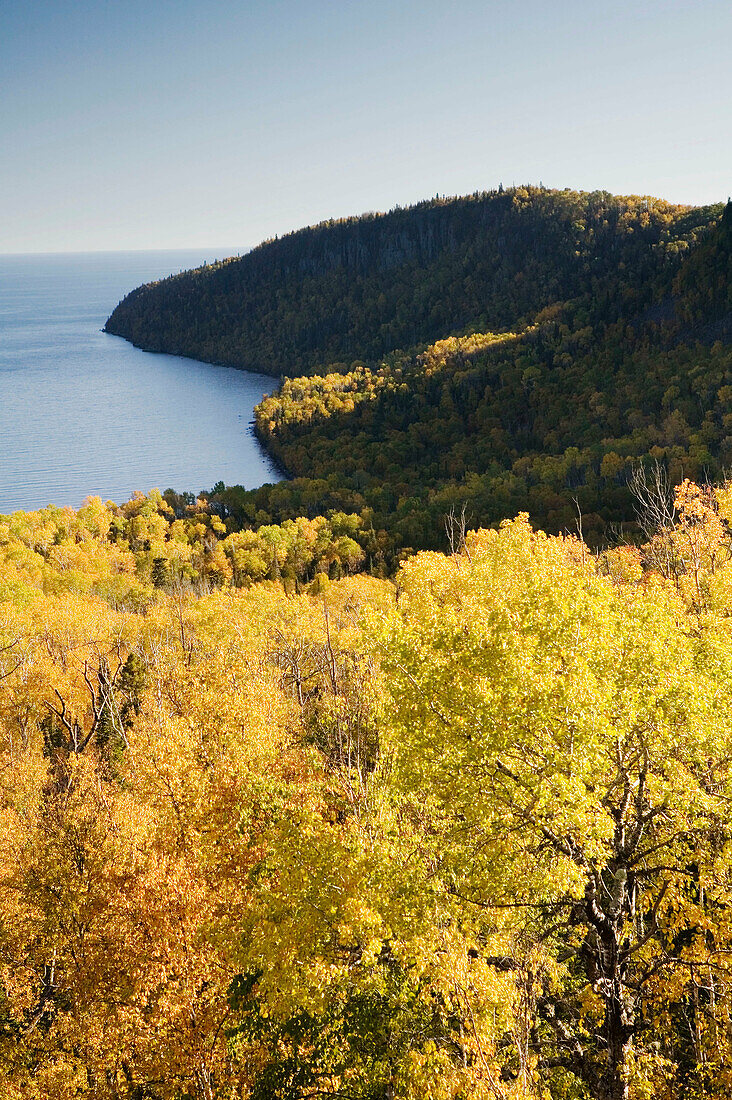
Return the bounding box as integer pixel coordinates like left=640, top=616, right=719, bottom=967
left=628, top=461, right=682, bottom=582
left=628, top=460, right=676, bottom=541
left=444, top=504, right=472, bottom=561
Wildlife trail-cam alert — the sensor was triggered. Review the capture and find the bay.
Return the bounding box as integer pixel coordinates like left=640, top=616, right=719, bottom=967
left=0, top=249, right=282, bottom=514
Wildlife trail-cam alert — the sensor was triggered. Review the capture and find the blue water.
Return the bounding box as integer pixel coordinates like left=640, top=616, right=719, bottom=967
left=0, top=250, right=282, bottom=513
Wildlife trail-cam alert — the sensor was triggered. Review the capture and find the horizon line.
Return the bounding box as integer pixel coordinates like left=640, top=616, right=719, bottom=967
left=0, top=245, right=249, bottom=258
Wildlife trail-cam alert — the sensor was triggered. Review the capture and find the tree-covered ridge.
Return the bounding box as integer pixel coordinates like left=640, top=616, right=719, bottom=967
left=104, top=187, right=731, bottom=550
left=675, top=198, right=732, bottom=326
left=253, top=313, right=732, bottom=546
left=7, top=481, right=732, bottom=1097
left=105, top=187, right=717, bottom=375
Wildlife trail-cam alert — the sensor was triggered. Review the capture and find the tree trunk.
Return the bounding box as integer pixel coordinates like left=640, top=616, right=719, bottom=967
left=585, top=874, right=634, bottom=1100
left=601, top=991, right=630, bottom=1100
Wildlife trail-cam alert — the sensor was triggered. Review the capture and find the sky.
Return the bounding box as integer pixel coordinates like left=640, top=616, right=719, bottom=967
left=1, top=0, right=730, bottom=254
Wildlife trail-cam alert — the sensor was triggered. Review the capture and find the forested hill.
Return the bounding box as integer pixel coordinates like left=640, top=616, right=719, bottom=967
left=106, top=188, right=731, bottom=548
left=105, top=187, right=721, bottom=375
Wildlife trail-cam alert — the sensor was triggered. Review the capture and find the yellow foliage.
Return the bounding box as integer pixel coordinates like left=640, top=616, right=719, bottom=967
left=4, top=485, right=732, bottom=1096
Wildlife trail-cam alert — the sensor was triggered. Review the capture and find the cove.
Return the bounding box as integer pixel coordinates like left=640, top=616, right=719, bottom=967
left=0, top=249, right=282, bottom=514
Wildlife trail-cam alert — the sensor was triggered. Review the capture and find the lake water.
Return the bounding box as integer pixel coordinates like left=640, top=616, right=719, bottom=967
left=0, top=250, right=282, bottom=513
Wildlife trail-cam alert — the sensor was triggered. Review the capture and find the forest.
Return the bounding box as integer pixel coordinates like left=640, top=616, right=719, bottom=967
left=2, top=186, right=731, bottom=1098
left=106, top=187, right=732, bottom=549
left=105, top=187, right=722, bottom=377
left=4, top=477, right=732, bottom=1098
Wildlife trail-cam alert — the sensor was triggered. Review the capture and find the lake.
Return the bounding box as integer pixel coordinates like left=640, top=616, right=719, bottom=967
left=0, top=250, right=282, bottom=513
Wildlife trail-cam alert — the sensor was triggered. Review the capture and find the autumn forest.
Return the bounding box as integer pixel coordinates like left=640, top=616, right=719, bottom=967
left=3, top=186, right=732, bottom=1099
left=108, top=187, right=732, bottom=549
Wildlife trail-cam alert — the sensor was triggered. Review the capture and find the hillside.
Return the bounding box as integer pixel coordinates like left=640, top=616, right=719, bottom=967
left=105, top=187, right=717, bottom=374
left=106, top=187, right=732, bottom=547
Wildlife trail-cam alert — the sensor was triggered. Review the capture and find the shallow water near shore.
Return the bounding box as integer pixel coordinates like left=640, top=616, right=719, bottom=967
left=0, top=249, right=282, bottom=513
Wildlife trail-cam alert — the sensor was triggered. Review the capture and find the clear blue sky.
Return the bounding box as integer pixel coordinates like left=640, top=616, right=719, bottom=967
left=2, top=0, right=730, bottom=254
